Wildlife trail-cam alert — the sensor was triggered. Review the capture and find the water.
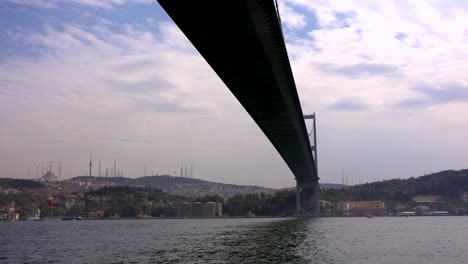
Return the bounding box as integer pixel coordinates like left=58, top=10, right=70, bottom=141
left=1, top=217, right=468, bottom=263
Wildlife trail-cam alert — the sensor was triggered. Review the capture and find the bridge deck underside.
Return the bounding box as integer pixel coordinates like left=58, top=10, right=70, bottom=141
left=157, top=0, right=317, bottom=182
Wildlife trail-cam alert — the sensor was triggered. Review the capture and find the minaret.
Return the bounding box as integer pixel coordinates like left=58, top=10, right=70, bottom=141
left=98, top=160, right=101, bottom=177
left=89, top=152, right=92, bottom=177
left=36, top=165, right=39, bottom=178
left=184, top=164, right=188, bottom=178
left=114, top=160, right=117, bottom=177
left=59, top=162, right=62, bottom=180
left=180, top=163, right=183, bottom=177
left=105, top=168, right=108, bottom=177
left=191, top=164, right=193, bottom=178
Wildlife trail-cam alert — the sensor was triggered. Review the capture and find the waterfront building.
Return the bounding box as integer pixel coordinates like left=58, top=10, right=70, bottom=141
left=414, top=205, right=431, bottom=215
left=202, top=202, right=216, bottom=217
left=180, top=202, right=223, bottom=217
left=176, top=202, right=192, bottom=217
left=215, top=203, right=222, bottom=216
left=412, top=195, right=444, bottom=203
left=463, top=193, right=468, bottom=203
left=191, top=202, right=202, bottom=217
left=319, top=200, right=332, bottom=207
left=336, top=200, right=386, bottom=216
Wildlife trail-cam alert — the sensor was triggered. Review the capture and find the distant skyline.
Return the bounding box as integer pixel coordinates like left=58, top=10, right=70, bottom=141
left=1, top=0, right=468, bottom=188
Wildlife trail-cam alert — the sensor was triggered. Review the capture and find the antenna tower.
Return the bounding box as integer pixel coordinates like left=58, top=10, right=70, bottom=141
left=89, top=152, right=92, bottom=177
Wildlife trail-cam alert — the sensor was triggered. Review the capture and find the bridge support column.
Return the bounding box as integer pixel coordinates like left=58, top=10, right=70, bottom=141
left=296, top=181, right=301, bottom=215
left=300, top=181, right=320, bottom=217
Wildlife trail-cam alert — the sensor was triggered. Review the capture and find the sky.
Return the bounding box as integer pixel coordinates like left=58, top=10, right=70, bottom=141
left=1, top=0, right=468, bottom=188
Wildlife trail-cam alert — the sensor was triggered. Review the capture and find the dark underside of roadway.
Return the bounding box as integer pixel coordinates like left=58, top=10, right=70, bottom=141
left=157, top=0, right=317, bottom=183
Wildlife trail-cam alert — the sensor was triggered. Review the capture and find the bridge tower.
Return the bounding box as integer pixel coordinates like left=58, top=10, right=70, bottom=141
left=296, top=113, right=320, bottom=217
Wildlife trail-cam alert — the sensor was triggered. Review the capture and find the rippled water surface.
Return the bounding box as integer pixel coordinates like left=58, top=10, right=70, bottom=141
left=1, top=217, right=468, bottom=263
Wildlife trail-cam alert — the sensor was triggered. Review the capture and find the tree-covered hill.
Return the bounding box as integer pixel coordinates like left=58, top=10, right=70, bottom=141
left=69, top=175, right=277, bottom=198
left=0, top=178, right=45, bottom=189
left=88, top=185, right=190, bottom=203
left=322, top=169, right=468, bottom=203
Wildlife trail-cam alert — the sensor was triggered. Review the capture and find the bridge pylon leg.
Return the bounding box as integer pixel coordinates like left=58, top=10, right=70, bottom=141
left=300, top=181, right=320, bottom=217
left=296, top=181, right=302, bottom=215
left=314, top=181, right=320, bottom=217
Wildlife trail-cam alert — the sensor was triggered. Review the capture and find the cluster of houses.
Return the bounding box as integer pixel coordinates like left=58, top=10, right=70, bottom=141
left=174, top=202, right=223, bottom=218
left=321, top=193, right=468, bottom=217
left=1, top=189, right=224, bottom=220
left=335, top=200, right=387, bottom=216
left=0, top=202, right=41, bottom=221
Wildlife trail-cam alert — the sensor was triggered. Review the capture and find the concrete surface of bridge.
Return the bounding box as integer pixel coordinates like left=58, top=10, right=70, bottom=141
left=157, top=0, right=319, bottom=216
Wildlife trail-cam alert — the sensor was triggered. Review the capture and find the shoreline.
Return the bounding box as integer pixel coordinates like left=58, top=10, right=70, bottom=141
left=41, top=214, right=468, bottom=221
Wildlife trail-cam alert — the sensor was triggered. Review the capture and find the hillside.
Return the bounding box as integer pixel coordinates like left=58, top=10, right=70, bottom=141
left=0, top=178, right=45, bottom=189
left=322, top=169, right=468, bottom=204
left=68, top=175, right=277, bottom=198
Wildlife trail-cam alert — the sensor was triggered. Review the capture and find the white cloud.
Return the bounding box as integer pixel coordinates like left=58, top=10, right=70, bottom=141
left=278, top=1, right=307, bottom=30
left=279, top=0, right=468, bottom=182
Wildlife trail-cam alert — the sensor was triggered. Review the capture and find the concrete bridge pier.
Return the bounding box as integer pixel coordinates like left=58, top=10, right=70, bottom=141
left=297, top=181, right=320, bottom=217
left=296, top=181, right=302, bottom=215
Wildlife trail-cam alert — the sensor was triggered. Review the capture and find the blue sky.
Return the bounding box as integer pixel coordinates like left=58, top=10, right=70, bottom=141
left=1, top=0, right=468, bottom=187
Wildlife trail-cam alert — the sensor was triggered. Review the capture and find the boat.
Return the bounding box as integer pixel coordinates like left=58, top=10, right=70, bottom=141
left=30, top=208, right=42, bottom=221
left=61, top=216, right=83, bottom=221
left=366, top=215, right=374, bottom=218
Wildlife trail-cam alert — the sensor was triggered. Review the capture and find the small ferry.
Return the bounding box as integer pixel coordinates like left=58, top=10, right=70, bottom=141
left=61, top=216, right=83, bottom=221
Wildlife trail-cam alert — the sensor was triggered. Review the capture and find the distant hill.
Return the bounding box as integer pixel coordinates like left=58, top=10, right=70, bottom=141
left=68, top=175, right=344, bottom=198
left=68, top=175, right=277, bottom=198
left=322, top=169, right=468, bottom=203
left=0, top=178, right=45, bottom=189
left=319, top=183, right=347, bottom=190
